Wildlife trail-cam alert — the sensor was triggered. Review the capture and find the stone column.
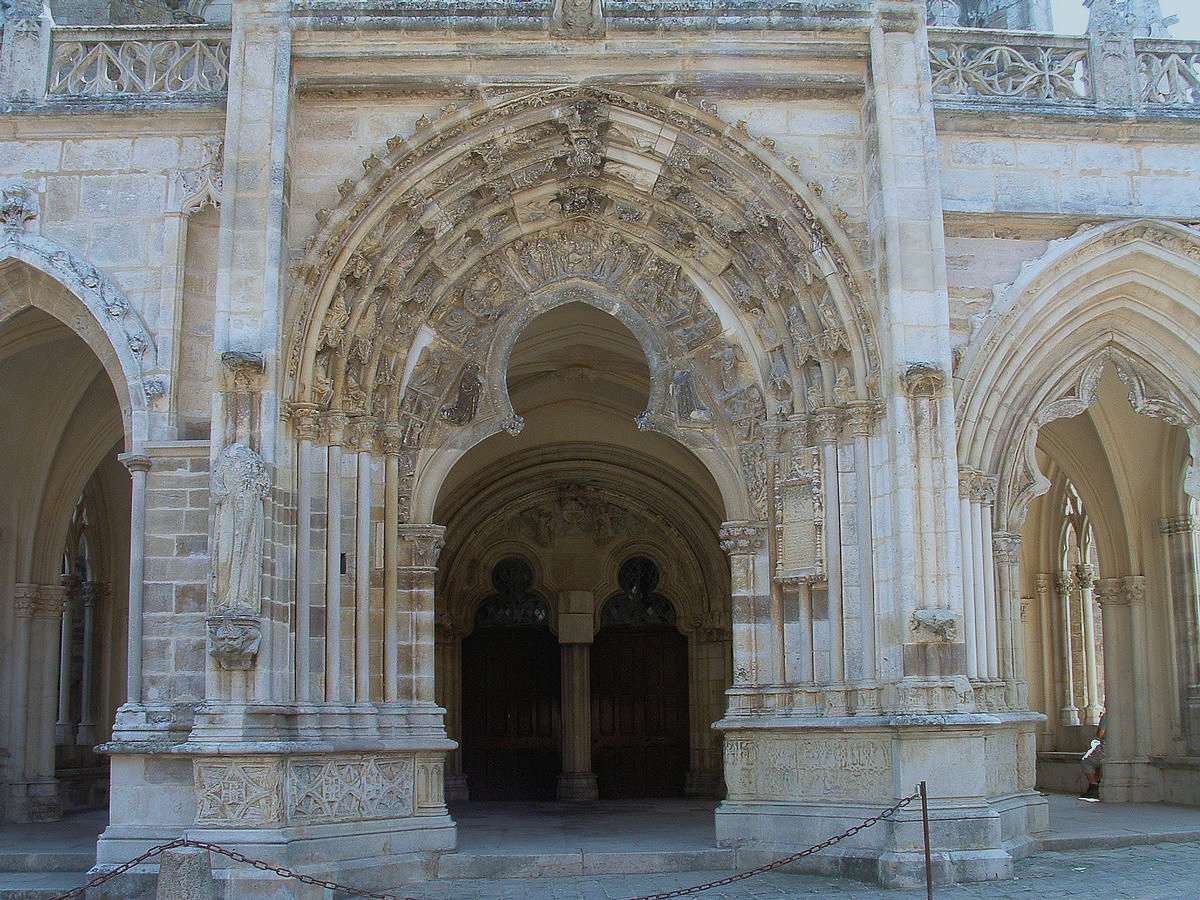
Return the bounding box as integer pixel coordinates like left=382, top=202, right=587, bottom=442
left=977, top=478, right=999, bottom=679
left=1076, top=564, right=1102, bottom=724
left=76, top=582, right=100, bottom=745
left=291, top=405, right=320, bottom=701
left=1056, top=570, right=1080, bottom=726
left=119, top=453, right=151, bottom=705
left=352, top=424, right=376, bottom=704
left=56, top=583, right=76, bottom=744
left=958, top=469, right=979, bottom=679
left=847, top=402, right=878, bottom=681
left=324, top=415, right=348, bottom=703
left=1035, top=573, right=1055, bottom=745
left=381, top=429, right=404, bottom=704
left=397, top=524, right=445, bottom=708
left=557, top=591, right=597, bottom=800
left=1160, top=515, right=1200, bottom=753
left=1095, top=576, right=1132, bottom=800
left=994, top=532, right=1026, bottom=708
left=813, top=410, right=844, bottom=682
left=10, top=584, right=67, bottom=821
left=720, top=522, right=770, bottom=687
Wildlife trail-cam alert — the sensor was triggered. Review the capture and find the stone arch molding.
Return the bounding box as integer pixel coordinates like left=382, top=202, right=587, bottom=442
left=955, top=219, right=1200, bottom=531
left=284, top=86, right=880, bottom=522
left=1, top=188, right=158, bottom=448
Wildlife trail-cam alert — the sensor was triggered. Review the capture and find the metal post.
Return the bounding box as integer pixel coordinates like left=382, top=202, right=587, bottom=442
left=921, top=780, right=933, bottom=899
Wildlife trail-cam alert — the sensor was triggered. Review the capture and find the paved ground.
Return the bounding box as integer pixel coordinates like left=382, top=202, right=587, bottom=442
left=4, top=794, right=1200, bottom=898
left=389, top=841, right=1200, bottom=899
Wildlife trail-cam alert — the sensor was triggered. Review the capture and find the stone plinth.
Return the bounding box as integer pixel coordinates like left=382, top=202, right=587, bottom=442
left=714, top=711, right=1046, bottom=886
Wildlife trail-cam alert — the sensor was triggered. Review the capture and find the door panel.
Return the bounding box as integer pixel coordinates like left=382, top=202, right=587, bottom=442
left=591, top=627, right=688, bottom=799
left=461, top=628, right=561, bottom=800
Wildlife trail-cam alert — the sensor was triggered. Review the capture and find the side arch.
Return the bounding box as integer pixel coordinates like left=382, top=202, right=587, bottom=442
left=0, top=230, right=158, bottom=451
left=955, top=219, right=1200, bottom=532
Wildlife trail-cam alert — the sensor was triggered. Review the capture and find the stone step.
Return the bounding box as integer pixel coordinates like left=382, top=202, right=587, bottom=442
left=435, top=847, right=736, bottom=880
left=0, top=853, right=94, bottom=875
left=0, top=871, right=88, bottom=900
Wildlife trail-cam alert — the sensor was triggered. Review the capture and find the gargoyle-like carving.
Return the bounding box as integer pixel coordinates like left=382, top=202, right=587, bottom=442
left=206, top=614, right=263, bottom=670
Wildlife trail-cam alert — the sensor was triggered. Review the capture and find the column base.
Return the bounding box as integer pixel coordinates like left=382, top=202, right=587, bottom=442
left=4, top=781, right=62, bottom=823
left=557, top=772, right=598, bottom=801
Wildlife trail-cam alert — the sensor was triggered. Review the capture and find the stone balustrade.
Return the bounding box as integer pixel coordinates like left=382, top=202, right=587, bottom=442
left=1136, top=40, right=1200, bottom=106
left=47, top=26, right=230, bottom=98
left=929, top=26, right=1200, bottom=113
left=929, top=28, right=1091, bottom=102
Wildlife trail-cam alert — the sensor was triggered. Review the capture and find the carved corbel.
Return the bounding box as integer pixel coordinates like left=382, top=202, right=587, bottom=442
left=206, top=614, right=263, bottom=670
left=1, top=183, right=39, bottom=233
left=901, top=363, right=947, bottom=399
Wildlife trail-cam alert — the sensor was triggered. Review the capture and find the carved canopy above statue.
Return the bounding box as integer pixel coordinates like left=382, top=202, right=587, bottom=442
left=284, top=86, right=878, bottom=516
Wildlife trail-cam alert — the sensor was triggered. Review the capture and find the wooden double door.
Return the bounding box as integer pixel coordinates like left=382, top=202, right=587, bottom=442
left=460, top=625, right=688, bottom=800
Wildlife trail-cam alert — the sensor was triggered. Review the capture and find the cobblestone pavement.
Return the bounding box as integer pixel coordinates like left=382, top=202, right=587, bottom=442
left=389, top=840, right=1200, bottom=900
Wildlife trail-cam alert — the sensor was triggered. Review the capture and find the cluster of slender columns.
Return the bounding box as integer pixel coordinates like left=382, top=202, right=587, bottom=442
left=754, top=408, right=880, bottom=693
left=959, top=469, right=1001, bottom=679
left=290, top=414, right=442, bottom=707
left=55, top=580, right=101, bottom=745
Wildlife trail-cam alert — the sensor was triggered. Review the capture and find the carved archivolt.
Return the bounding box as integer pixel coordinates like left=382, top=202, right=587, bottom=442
left=955, top=219, right=1200, bottom=529
left=284, top=87, right=877, bottom=519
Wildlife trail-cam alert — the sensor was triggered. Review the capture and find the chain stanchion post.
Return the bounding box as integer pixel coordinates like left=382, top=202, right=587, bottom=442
left=920, top=780, right=933, bottom=900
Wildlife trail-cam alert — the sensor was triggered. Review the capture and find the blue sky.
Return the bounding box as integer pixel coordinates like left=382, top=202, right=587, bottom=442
left=1049, top=1, right=1196, bottom=38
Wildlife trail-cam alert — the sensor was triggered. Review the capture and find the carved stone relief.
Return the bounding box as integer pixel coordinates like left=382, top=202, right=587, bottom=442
left=287, top=755, right=415, bottom=823
left=195, top=759, right=283, bottom=826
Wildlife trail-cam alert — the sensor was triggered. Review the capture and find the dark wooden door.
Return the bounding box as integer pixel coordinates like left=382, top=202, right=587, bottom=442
left=461, top=628, right=561, bottom=800
left=591, top=627, right=689, bottom=799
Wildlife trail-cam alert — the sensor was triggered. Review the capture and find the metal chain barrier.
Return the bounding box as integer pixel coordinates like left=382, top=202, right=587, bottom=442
left=50, top=787, right=923, bottom=900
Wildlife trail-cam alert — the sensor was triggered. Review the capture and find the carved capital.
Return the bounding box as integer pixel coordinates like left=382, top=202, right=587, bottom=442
left=119, top=452, right=152, bottom=475
left=1, top=184, right=39, bottom=233
left=993, top=531, right=1021, bottom=563
left=971, top=474, right=997, bottom=505
left=958, top=467, right=978, bottom=499
left=1094, top=577, right=1124, bottom=606
left=844, top=400, right=879, bottom=438
left=398, top=523, right=446, bottom=567
left=1055, top=570, right=1075, bottom=596
left=289, top=403, right=322, bottom=442
left=349, top=417, right=378, bottom=453
left=1035, top=572, right=1051, bottom=597
left=1075, top=563, right=1095, bottom=587
left=379, top=424, right=405, bottom=456
left=812, top=408, right=843, bottom=444
left=901, top=363, right=946, bottom=399
left=719, top=521, right=766, bottom=556
left=322, top=412, right=351, bottom=447
left=221, top=350, right=266, bottom=391
left=1160, top=515, right=1199, bottom=536
left=1122, top=574, right=1146, bottom=605
left=13, top=584, right=68, bottom=618
left=206, top=614, right=263, bottom=670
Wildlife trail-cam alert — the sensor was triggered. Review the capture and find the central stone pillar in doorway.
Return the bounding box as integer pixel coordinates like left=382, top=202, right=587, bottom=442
left=558, top=590, right=598, bottom=800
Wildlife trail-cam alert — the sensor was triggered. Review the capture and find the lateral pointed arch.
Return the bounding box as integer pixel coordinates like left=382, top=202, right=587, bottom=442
left=955, top=219, right=1200, bottom=531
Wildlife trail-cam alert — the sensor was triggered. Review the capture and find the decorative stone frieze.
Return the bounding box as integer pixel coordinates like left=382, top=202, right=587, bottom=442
left=194, top=759, right=282, bottom=826
left=287, top=755, right=415, bottom=823
left=724, top=734, right=891, bottom=801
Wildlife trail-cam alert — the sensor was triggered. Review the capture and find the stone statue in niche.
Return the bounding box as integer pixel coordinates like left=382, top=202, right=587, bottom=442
left=210, top=443, right=270, bottom=613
